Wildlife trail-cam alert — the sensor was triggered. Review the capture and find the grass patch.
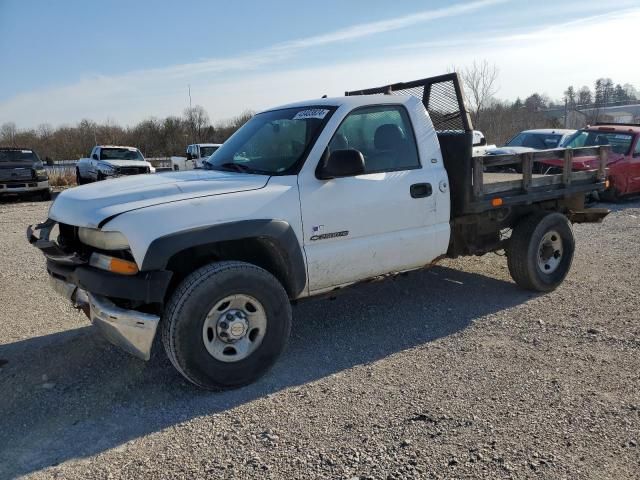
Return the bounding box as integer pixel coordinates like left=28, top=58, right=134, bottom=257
left=48, top=171, right=77, bottom=187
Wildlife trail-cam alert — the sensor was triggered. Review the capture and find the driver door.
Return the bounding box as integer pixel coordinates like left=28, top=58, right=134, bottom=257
left=298, top=104, right=449, bottom=293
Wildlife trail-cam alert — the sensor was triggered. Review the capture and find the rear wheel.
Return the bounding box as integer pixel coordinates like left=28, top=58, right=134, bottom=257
left=507, top=212, right=575, bottom=292
left=76, top=169, right=85, bottom=185
left=162, top=261, right=292, bottom=390
left=97, top=171, right=106, bottom=181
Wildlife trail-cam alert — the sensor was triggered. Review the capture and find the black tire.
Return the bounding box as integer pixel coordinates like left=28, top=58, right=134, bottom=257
left=39, top=189, right=52, bottom=201
left=76, top=169, right=85, bottom=185
left=507, top=212, right=575, bottom=292
left=97, top=171, right=106, bottom=181
left=162, top=261, right=292, bottom=390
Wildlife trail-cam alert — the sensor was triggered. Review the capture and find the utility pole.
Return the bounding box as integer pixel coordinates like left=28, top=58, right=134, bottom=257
left=188, top=85, right=192, bottom=109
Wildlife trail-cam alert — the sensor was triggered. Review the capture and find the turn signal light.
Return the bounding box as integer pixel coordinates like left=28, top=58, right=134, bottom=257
left=90, top=253, right=139, bottom=275
left=605, top=179, right=610, bottom=188
left=491, top=198, right=503, bottom=207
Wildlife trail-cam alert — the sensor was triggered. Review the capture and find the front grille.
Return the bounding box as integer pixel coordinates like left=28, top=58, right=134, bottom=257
left=117, top=166, right=148, bottom=176
left=4, top=182, right=37, bottom=189
left=0, top=168, right=33, bottom=182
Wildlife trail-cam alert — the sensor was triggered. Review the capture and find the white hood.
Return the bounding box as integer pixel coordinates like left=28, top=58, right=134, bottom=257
left=49, top=170, right=269, bottom=228
left=100, top=159, right=152, bottom=168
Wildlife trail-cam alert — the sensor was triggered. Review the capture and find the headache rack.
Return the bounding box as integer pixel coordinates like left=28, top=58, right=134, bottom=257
left=346, top=73, right=609, bottom=216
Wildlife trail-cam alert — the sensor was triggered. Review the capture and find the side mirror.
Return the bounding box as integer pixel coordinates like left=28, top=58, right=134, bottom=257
left=186, top=153, right=193, bottom=160
left=92, top=153, right=98, bottom=160
left=316, top=149, right=365, bottom=180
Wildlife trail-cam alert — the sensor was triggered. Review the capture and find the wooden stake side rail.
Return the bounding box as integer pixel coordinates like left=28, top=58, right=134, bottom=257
left=471, top=146, right=610, bottom=199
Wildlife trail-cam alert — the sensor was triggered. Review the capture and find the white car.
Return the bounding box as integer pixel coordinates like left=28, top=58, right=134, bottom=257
left=76, top=145, right=155, bottom=184
left=487, top=129, right=576, bottom=156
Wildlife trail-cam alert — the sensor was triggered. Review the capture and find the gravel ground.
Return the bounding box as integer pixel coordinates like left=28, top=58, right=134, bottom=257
left=0, top=196, right=639, bottom=479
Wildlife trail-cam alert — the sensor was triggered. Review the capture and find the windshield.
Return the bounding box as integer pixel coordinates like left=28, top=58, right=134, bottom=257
left=563, top=130, right=634, bottom=155
left=100, top=148, right=144, bottom=161
left=0, top=149, right=40, bottom=164
left=200, top=146, right=219, bottom=157
left=506, top=132, right=563, bottom=149
left=205, top=106, right=335, bottom=175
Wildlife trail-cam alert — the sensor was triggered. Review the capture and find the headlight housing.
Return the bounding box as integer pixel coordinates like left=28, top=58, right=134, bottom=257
left=34, top=168, right=48, bottom=180
left=78, top=227, right=129, bottom=250
left=97, top=162, right=116, bottom=176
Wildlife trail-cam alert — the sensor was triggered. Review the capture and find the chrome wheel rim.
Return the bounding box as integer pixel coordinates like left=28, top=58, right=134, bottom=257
left=537, top=230, right=563, bottom=274
left=202, top=294, right=267, bottom=362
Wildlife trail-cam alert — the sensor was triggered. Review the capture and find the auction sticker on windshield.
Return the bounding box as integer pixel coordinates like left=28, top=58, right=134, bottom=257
left=293, top=109, right=330, bottom=120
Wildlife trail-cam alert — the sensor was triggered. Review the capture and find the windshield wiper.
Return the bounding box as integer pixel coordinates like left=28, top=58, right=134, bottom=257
left=212, top=162, right=272, bottom=175
left=217, top=162, right=251, bottom=173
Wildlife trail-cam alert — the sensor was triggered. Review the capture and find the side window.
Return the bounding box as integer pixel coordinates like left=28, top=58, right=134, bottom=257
left=635, top=136, right=640, bottom=156
left=187, top=145, right=193, bottom=156
left=329, top=105, right=420, bottom=173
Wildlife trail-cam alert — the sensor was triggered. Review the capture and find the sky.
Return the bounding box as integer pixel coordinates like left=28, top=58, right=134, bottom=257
left=1, top=0, right=639, bottom=129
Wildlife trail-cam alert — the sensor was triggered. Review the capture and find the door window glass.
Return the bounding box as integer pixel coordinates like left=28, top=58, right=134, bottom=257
left=330, top=105, right=420, bottom=173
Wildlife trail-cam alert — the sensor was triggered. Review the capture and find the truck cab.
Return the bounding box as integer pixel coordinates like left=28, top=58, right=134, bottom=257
left=172, top=143, right=223, bottom=171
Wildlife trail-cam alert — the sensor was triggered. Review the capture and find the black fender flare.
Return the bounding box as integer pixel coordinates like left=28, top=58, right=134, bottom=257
left=140, top=219, right=307, bottom=297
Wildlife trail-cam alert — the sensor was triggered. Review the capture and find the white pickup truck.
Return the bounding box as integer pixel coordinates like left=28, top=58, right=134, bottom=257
left=171, top=143, right=222, bottom=171
left=28, top=73, right=609, bottom=390
left=76, top=145, right=155, bottom=184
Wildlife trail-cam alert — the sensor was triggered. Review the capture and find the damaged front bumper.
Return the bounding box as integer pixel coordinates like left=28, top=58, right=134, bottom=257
left=29, top=219, right=170, bottom=361
left=49, top=275, right=160, bottom=361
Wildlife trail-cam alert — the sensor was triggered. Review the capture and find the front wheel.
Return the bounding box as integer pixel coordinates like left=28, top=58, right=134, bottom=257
left=161, top=261, right=292, bottom=390
left=507, top=212, right=575, bottom=292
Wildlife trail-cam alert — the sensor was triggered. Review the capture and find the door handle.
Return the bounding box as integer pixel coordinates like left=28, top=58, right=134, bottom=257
left=410, top=183, right=432, bottom=198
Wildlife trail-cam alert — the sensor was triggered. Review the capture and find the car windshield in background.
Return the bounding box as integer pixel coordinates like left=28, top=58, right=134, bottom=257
left=0, top=149, right=39, bottom=163
left=506, top=133, right=563, bottom=149
left=100, top=148, right=144, bottom=161
left=204, top=106, right=335, bottom=175
left=200, top=146, right=219, bottom=157
left=563, top=131, right=634, bottom=155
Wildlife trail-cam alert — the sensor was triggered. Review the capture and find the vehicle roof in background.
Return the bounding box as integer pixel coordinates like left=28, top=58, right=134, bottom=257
left=97, top=145, right=140, bottom=150
left=585, top=124, right=640, bottom=133
left=520, top=129, right=576, bottom=135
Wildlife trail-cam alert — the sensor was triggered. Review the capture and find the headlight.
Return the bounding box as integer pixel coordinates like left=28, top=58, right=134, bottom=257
left=98, top=162, right=116, bottom=175
left=35, top=168, right=48, bottom=180
left=78, top=227, right=129, bottom=250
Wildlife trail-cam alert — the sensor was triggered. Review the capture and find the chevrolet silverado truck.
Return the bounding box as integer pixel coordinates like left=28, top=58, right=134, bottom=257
left=28, top=73, right=610, bottom=390
left=171, top=143, right=223, bottom=171
left=0, top=147, right=51, bottom=200
left=76, top=145, right=155, bottom=184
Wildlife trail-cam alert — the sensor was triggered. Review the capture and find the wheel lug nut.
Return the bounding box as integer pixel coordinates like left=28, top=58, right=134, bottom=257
left=226, top=313, right=234, bottom=321
left=220, top=322, right=228, bottom=329
left=219, top=331, right=228, bottom=337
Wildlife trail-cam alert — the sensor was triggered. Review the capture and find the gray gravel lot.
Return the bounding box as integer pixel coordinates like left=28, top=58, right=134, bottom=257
left=0, top=197, right=639, bottom=479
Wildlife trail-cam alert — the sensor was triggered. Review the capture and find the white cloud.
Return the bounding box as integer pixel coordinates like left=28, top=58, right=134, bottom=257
left=1, top=1, right=638, bottom=128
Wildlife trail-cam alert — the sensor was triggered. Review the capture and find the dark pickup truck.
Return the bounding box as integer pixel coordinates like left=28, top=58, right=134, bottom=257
left=0, top=147, right=51, bottom=200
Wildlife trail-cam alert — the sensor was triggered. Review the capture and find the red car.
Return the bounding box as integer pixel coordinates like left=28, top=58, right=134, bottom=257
left=542, top=124, right=640, bottom=200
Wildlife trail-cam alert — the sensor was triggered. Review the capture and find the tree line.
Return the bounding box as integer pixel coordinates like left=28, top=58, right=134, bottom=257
left=454, top=61, right=638, bottom=145
left=1, top=63, right=638, bottom=157
left=0, top=106, right=253, bottom=162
